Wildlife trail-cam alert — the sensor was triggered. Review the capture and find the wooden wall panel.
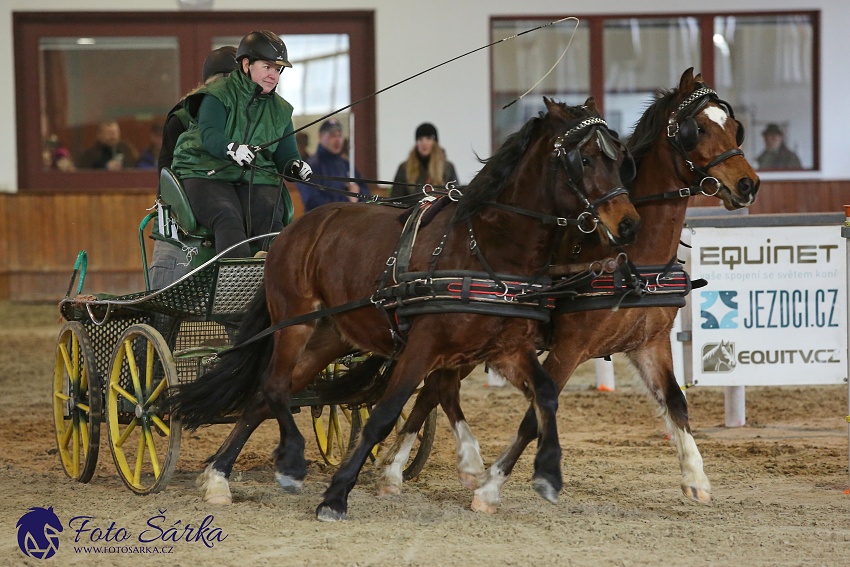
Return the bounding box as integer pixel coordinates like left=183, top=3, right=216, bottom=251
left=1, top=181, right=847, bottom=301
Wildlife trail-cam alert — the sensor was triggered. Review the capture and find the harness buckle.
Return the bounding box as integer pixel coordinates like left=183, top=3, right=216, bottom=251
left=666, top=122, right=679, bottom=138
left=448, top=187, right=463, bottom=201
left=678, top=187, right=692, bottom=198
left=421, top=183, right=434, bottom=196
left=556, top=217, right=569, bottom=227
left=432, top=246, right=443, bottom=256
left=385, top=256, right=397, bottom=266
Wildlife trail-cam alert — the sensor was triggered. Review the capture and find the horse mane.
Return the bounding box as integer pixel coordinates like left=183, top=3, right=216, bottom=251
left=452, top=115, right=542, bottom=222
left=453, top=101, right=591, bottom=223
left=626, top=89, right=677, bottom=169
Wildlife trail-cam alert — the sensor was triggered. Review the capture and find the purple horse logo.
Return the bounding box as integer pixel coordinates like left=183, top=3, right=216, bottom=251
left=16, top=506, right=63, bottom=559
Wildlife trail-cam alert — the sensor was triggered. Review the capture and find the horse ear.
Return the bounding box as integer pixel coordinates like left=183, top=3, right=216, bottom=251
left=543, top=96, right=557, bottom=112
left=678, top=67, right=695, bottom=92
left=584, top=96, right=598, bottom=114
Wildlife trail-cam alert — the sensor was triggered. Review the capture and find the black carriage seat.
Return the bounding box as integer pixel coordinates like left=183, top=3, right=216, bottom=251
left=159, top=167, right=213, bottom=239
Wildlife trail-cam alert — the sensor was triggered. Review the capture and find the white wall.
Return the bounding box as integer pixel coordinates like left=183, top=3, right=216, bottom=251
left=1, top=0, right=848, bottom=193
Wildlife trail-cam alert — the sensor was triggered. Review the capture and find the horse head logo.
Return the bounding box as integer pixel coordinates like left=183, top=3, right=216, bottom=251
left=16, top=506, right=63, bottom=560
left=702, top=340, right=736, bottom=373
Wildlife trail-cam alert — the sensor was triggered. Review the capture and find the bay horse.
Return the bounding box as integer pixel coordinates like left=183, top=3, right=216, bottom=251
left=376, top=68, right=759, bottom=512
left=170, top=97, right=640, bottom=521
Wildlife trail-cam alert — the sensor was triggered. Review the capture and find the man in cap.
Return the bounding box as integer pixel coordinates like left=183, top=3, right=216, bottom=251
left=296, top=118, right=370, bottom=212
left=756, top=123, right=802, bottom=170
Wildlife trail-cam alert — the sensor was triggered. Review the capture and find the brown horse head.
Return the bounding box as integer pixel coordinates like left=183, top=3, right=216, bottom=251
left=539, top=96, right=640, bottom=246
left=630, top=67, right=759, bottom=210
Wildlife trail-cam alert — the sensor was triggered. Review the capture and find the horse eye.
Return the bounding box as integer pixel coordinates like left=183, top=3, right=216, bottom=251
left=581, top=156, right=590, bottom=166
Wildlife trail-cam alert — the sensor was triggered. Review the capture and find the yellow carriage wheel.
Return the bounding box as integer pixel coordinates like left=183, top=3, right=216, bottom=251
left=106, top=324, right=181, bottom=495
left=311, top=403, right=359, bottom=466
left=53, top=321, right=101, bottom=483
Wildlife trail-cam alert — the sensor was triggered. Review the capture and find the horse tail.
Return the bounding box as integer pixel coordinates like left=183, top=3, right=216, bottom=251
left=170, top=285, right=273, bottom=430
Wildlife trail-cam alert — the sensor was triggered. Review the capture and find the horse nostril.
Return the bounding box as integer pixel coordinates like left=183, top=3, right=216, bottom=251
left=618, top=217, right=639, bottom=244
left=738, top=177, right=758, bottom=197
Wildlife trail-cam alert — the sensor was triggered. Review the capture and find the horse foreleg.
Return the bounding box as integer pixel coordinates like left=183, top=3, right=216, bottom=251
left=627, top=347, right=711, bottom=504
left=317, top=352, right=431, bottom=521
left=198, top=392, right=273, bottom=504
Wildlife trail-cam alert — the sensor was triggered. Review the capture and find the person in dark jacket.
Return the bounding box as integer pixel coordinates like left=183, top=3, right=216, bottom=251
left=756, top=123, right=802, bottom=170
left=296, top=118, right=370, bottom=212
left=171, top=31, right=312, bottom=258
left=78, top=120, right=138, bottom=170
left=390, top=122, right=459, bottom=198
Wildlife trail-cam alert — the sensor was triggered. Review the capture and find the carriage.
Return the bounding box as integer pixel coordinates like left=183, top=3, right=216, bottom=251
left=51, top=169, right=437, bottom=495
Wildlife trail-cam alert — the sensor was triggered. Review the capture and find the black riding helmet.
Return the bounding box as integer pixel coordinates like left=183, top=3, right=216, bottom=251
left=202, top=46, right=238, bottom=82
left=236, top=31, right=292, bottom=68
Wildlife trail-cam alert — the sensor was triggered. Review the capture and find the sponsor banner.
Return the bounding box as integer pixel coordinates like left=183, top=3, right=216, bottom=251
left=689, top=224, right=847, bottom=386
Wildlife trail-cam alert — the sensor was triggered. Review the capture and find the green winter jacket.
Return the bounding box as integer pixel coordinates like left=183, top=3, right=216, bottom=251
left=172, top=70, right=299, bottom=187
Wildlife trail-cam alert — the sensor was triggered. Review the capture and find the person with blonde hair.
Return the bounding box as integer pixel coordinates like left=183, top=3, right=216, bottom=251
left=390, top=122, right=459, bottom=198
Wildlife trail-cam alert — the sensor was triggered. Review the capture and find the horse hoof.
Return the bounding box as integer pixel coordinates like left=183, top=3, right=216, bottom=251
left=682, top=484, right=712, bottom=504
left=470, top=495, right=498, bottom=514
left=458, top=473, right=480, bottom=490
left=275, top=473, right=304, bottom=494
left=204, top=494, right=232, bottom=505
left=316, top=505, right=347, bottom=522
left=376, top=482, right=401, bottom=497
left=531, top=477, right=559, bottom=504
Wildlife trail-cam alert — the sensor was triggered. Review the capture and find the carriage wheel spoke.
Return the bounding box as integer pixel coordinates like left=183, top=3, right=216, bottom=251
left=71, top=419, right=80, bottom=476
left=143, top=423, right=162, bottom=478
left=150, top=415, right=170, bottom=436
left=145, top=342, right=155, bottom=392
left=110, top=381, right=138, bottom=405
left=123, top=341, right=144, bottom=401
left=116, top=418, right=138, bottom=448
left=144, top=378, right=168, bottom=408
left=55, top=391, right=71, bottom=403
left=59, top=417, right=74, bottom=447
left=133, top=431, right=146, bottom=486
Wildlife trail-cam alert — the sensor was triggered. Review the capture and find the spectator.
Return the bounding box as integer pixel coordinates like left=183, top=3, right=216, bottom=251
left=391, top=122, right=459, bottom=198
left=137, top=122, right=163, bottom=169
left=756, top=123, right=802, bottom=170
left=42, top=134, right=75, bottom=172
left=170, top=31, right=311, bottom=258
left=296, top=118, right=370, bottom=212
left=78, top=120, right=138, bottom=170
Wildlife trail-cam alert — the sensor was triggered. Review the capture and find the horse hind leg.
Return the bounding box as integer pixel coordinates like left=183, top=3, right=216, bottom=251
left=198, top=392, right=273, bottom=504
left=628, top=349, right=711, bottom=504
left=473, top=355, right=563, bottom=513
left=664, top=382, right=711, bottom=503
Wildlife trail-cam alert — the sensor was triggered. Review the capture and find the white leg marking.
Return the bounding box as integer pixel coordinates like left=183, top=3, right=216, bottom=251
left=666, top=415, right=712, bottom=503
left=453, top=420, right=486, bottom=489
left=486, top=367, right=508, bottom=387
left=376, top=432, right=417, bottom=495
left=471, top=463, right=508, bottom=514
left=199, top=464, right=232, bottom=505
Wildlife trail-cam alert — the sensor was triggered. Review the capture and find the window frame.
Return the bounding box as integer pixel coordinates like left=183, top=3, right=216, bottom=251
left=14, top=11, right=376, bottom=192
left=490, top=10, right=820, bottom=171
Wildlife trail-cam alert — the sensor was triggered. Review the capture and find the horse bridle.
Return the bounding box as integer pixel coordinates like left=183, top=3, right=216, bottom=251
left=657, top=86, right=745, bottom=201
left=552, top=116, right=633, bottom=238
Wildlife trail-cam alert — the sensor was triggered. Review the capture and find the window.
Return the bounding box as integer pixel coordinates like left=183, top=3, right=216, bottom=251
left=14, top=12, right=376, bottom=192
left=490, top=11, right=818, bottom=171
